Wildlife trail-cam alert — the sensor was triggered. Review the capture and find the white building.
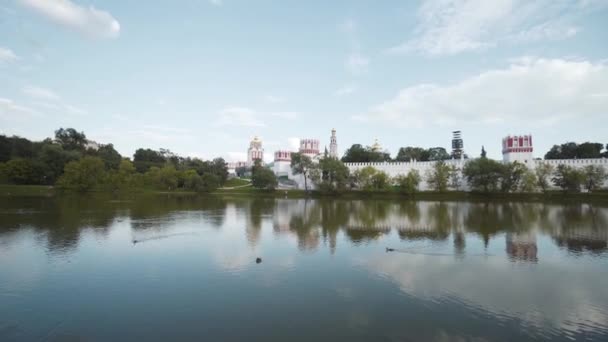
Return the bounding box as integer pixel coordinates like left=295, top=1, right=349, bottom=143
left=247, top=136, right=264, bottom=165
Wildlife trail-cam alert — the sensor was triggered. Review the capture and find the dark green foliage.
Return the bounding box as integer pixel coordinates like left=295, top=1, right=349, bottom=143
left=545, top=142, right=606, bottom=159
left=351, top=166, right=390, bottom=191
left=395, top=146, right=450, bottom=162
left=463, top=158, right=505, bottom=192
left=252, top=160, right=277, bottom=190
left=395, top=170, right=421, bottom=194
left=552, top=165, right=584, bottom=192
left=535, top=163, right=554, bottom=192
left=291, top=152, right=314, bottom=190
left=341, top=144, right=391, bottom=163
left=499, top=162, right=527, bottom=192
left=2, top=158, right=44, bottom=185
left=311, top=157, right=350, bottom=193
left=89, top=144, right=122, bottom=170
left=426, top=160, right=451, bottom=192
left=57, top=157, right=106, bottom=192
left=133, top=148, right=166, bottom=173
left=55, top=128, right=87, bottom=151
left=582, top=165, right=607, bottom=192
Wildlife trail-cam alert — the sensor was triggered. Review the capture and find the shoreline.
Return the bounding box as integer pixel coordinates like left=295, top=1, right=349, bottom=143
left=1, top=184, right=607, bottom=203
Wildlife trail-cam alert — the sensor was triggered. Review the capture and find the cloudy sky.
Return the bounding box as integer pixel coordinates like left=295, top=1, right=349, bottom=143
left=1, top=0, right=607, bottom=162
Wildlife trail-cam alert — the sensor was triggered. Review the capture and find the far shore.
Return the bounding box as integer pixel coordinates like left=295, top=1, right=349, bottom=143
left=1, top=184, right=608, bottom=204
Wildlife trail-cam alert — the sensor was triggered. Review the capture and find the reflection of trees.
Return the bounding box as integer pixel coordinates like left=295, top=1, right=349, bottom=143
left=245, top=199, right=274, bottom=247
left=548, top=204, right=608, bottom=255
left=288, top=200, right=322, bottom=252
left=0, top=195, right=117, bottom=255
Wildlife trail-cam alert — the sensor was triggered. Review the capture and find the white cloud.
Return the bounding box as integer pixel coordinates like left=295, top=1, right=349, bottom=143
left=345, top=53, right=369, bottom=74
left=335, top=84, right=357, bottom=96
left=19, top=0, right=120, bottom=39
left=0, top=47, right=18, bottom=63
left=22, top=85, right=60, bottom=101
left=389, top=0, right=603, bottom=56
left=263, top=95, right=285, bottom=104
left=355, top=57, right=608, bottom=128
left=0, top=97, right=38, bottom=118
left=209, top=0, right=223, bottom=6
left=215, top=107, right=266, bottom=127
left=23, top=85, right=89, bottom=116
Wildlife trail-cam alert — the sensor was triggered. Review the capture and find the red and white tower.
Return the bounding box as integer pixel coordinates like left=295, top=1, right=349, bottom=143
left=502, top=134, right=533, bottom=165
left=247, top=136, right=264, bottom=165
left=299, top=138, right=320, bottom=158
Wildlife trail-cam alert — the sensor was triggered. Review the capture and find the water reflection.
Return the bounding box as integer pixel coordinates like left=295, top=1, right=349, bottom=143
left=1, top=195, right=607, bottom=341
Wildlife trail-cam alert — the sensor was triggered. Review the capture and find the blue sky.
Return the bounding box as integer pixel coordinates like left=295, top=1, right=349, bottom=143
left=1, top=0, right=607, bottom=162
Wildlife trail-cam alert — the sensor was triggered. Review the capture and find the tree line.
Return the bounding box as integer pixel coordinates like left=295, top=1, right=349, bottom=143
left=0, top=128, right=228, bottom=192
left=287, top=152, right=607, bottom=194
left=339, top=141, right=608, bottom=163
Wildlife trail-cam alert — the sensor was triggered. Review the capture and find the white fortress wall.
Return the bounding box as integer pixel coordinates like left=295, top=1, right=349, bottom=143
left=344, top=158, right=608, bottom=191
left=345, top=159, right=469, bottom=191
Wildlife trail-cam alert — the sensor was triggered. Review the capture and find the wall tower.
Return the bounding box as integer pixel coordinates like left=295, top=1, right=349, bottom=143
left=502, top=134, right=533, bottom=165
left=247, top=136, right=264, bottom=165
left=329, top=128, right=338, bottom=158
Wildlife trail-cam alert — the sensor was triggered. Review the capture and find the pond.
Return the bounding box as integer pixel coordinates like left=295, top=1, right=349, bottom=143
left=1, top=195, right=607, bottom=341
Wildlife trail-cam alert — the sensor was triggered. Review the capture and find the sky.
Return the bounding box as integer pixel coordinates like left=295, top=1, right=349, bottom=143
left=1, top=0, right=607, bottom=162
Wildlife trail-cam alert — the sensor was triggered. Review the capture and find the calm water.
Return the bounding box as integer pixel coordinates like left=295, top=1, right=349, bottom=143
left=1, top=195, right=607, bottom=341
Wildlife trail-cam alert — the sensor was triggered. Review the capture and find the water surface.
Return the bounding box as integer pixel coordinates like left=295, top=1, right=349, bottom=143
left=1, top=195, right=607, bottom=341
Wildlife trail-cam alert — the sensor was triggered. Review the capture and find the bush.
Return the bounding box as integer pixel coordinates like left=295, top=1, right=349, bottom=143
left=395, top=169, right=421, bottom=194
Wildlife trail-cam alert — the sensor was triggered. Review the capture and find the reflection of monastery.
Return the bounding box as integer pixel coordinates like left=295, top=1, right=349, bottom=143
left=265, top=200, right=608, bottom=259
left=228, top=130, right=608, bottom=190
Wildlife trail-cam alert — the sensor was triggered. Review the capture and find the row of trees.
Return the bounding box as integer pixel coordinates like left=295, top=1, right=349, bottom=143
left=288, top=151, right=608, bottom=194
left=0, top=129, right=229, bottom=192
left=545, top=142, right=608, bottom=160
left=338, top=141, right=608, bottom=164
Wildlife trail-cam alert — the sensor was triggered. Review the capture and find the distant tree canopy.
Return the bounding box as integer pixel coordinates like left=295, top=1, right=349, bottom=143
left=395, top=146, right=450, bottom=162
left=545, top=142, right=608, bottom=159
left=55, top=128, right=87, bottom=151
left=0, top=128, right=229, bottom=192
left=341, top=144, right=391, bottom=163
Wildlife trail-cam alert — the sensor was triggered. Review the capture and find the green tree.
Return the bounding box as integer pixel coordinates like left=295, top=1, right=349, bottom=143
left=108, top=159, right=137, bottom=191
left=38, top=144, right=81, bottom=184
left=448, top=165, right=462, bottom=190
left=535, top=163, right=554, bottom=192
left=500, top=161, right=528, bottom=192
left=200, top=173, right=220, bottom=192
left=545, top=142, right=604, bottom=159
left=351, top=166, right=389, bottom=191
left=90, top=144, right=122, bottom=170
left=395, top=146, right=426, bottom=162
left=57, top=157, right=106, bottom=192
left=133, top=148, right=166, bottom=173
left=395, top=169, right=421, bottom=194
left=159, top=165, right=178, bottom=190
left=3, top=158, right=42, bottom=184
left=311, top=157, right=350, bottom=193
left=552, top=165, right=584, bottom=192
left=520, top=168, right=538, bottom=192
left=55, top=128, right=87, bottom=151
left=341, top=144, right=391, bottom=163
left=291, top=152, right=314, bottom=191
left=251, top=162, right=277, bottom=190
left=582, top=165, right=607, bottom=192
left=426, top=160, right=451, bottom=192
left=183, top=169, right=204, bottom=192
left=463, top=158, right=504, bottom=192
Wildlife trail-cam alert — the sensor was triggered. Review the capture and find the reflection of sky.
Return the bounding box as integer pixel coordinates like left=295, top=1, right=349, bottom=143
left=1, top=198, right=607, bottom=341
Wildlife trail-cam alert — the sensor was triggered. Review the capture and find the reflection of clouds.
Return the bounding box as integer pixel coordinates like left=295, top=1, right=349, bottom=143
left=363, top=253, right=608, bottom=336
